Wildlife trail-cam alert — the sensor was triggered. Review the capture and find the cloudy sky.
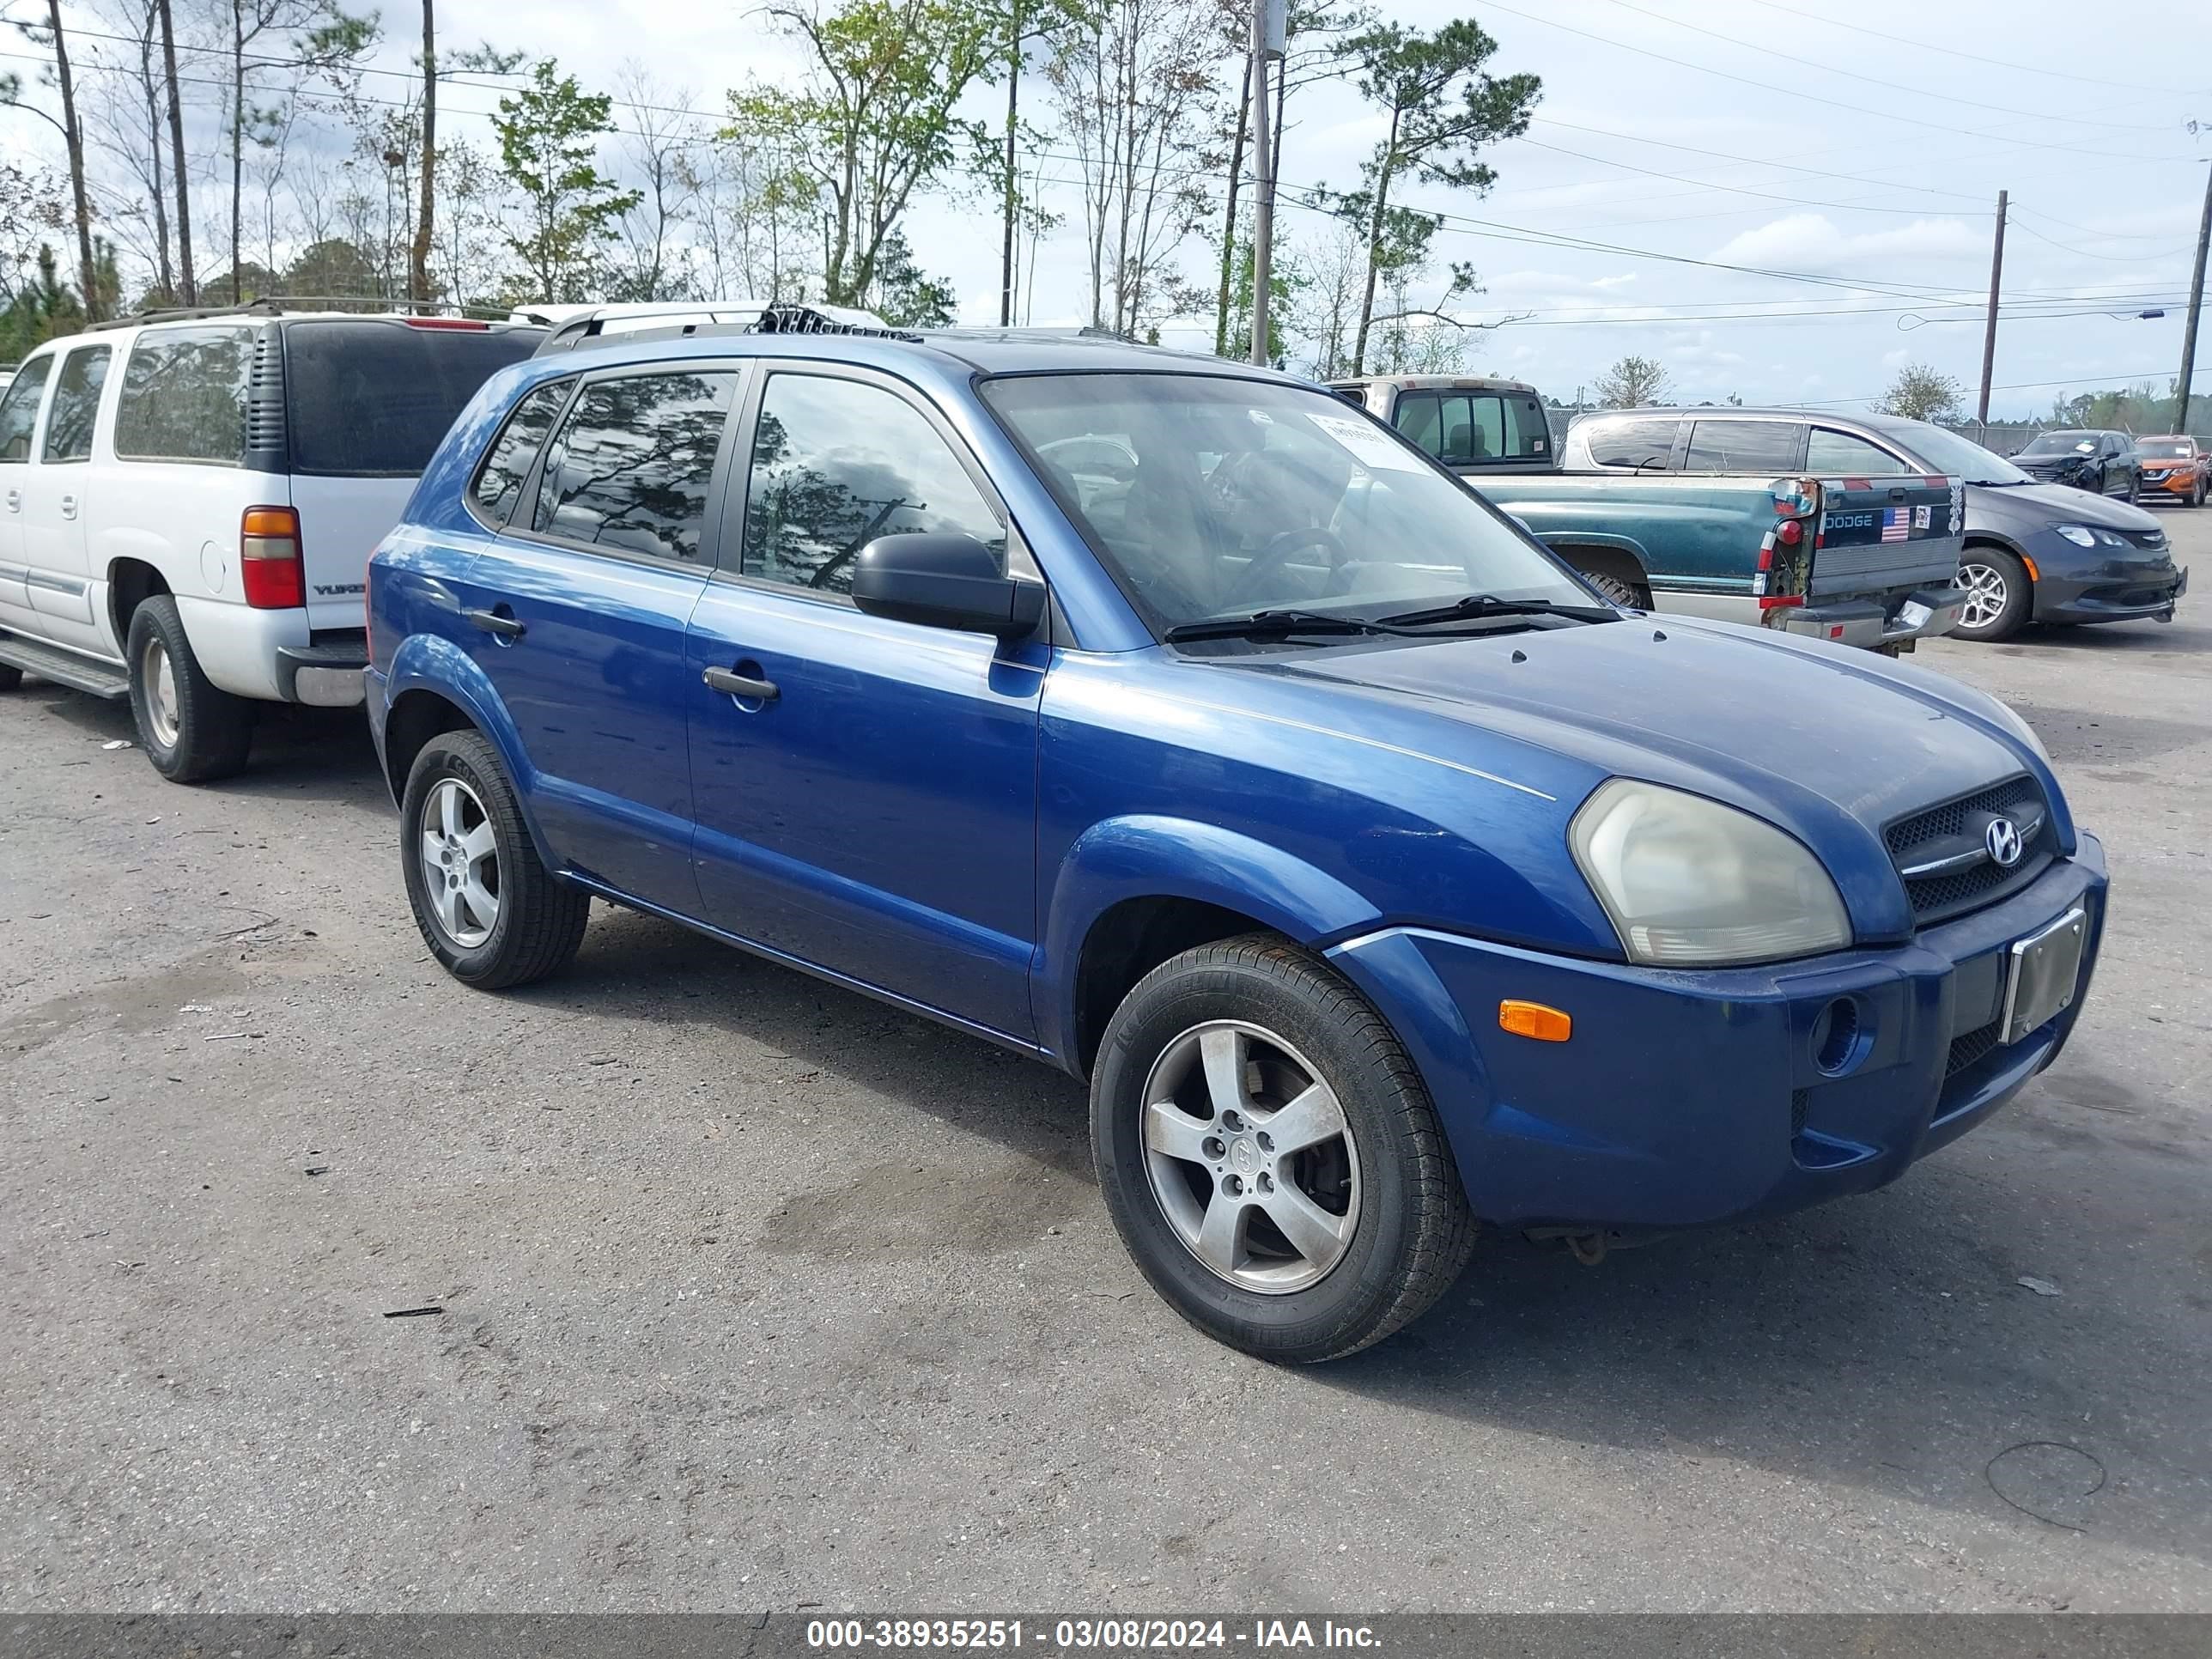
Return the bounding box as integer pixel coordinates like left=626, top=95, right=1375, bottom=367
left=11, top=0, right=2210, bottom=417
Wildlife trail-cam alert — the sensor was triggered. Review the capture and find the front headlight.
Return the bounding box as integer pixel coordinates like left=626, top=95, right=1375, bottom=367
left=2055, top=524, right=2097, bottom=547
left=1570, top=779, right=1852, bottom=967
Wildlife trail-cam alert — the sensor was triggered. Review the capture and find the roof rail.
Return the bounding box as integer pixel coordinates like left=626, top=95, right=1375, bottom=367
left=89, top=295, right=518, bottom=332
left=532, top=301, right=918, bottom=357
left=919, top=325, right=1134, bottom=343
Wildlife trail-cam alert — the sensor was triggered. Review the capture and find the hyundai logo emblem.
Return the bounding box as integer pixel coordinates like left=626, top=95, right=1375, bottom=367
left=1984, top=817, right=2025, bottom=869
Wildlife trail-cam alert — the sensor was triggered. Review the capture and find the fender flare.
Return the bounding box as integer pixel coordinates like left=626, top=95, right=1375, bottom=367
left=1532, top=528, right=1653, bottom=574
left=1036, top=813, right=1382, bottom=1062
left=382, top=633, right=561, bottom=870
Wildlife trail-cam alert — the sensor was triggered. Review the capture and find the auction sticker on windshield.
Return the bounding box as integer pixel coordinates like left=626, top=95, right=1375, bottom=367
left=1306, top=410, right=1423, bottom=471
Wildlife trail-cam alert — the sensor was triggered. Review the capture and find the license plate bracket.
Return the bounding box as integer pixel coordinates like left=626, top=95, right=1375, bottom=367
left=2000, top=907, right=2087, bottom=1046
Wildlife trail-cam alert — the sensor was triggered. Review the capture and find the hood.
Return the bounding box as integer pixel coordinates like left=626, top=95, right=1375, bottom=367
left=2014, top=448, right=2094, bottom=472
left=1228, top=617, right=2058, bottom=936
left=1969, top=480, right=2162, bottom=532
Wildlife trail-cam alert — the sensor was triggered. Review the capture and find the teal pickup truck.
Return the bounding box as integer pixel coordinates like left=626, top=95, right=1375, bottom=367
left=1334, top=377, right=1971, bottom=651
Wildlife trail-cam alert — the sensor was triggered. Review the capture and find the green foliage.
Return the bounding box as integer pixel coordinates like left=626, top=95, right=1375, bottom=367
left=1329, top=16, right=1538, bottom=374
left=862, top=229, right=956, bottom=327
left=0, top=245, right=83, bottom=363
left=1218, top=216, right=1308, bottom=368
left=729, top=0, right=998, bottom=307
left=1880, top=362, right=1966, bottom=423
left=1595, top=355, right=1671, bottom=409
left=2049, top=380, right=2207, bottom=436
left=491, top=59, right=641, bottom=304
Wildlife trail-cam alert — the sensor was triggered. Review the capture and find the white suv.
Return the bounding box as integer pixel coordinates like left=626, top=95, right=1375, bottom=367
left=0, top=307, right=541, bottom=780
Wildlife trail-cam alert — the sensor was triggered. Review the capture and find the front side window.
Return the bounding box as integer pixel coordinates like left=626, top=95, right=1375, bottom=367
left=1683, top=419, right=1802, bottom=475
left=41, top=345, right=110, bottom=463
left=743, top=373, right=1005, bottom=593
left=1583, top=416, right=1680, bottom=471
left=0, top=354, right=54, bottom=463
left=532, top=370, right=736, bottom=562
left=983, top=372, right=1592, bottom=636
left=114, top=327, right=252, bottom=464
left=473, top=378, right=572, bottom=526
left=1806, top=428, right=1911, bottom=476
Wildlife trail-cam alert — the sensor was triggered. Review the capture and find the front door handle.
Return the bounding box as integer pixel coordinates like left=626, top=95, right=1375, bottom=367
left=702, top=665, right=779, bottom=702
left=3, top=488, right=19, bottom=513
left=59, top=493, right=77, bottom=520
left=463, top=607, right=526, bottom=639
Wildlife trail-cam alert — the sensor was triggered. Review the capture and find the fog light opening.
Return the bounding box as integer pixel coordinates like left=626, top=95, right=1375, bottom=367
left=1812, top=997, right=1863, bottom=1075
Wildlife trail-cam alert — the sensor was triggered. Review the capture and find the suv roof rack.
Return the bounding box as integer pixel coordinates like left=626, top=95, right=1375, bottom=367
left=532, top=301, right=915, bottom=356
left=88, top=296, right=526, bottom=332
left=919, top=325, right=1133, bottom=343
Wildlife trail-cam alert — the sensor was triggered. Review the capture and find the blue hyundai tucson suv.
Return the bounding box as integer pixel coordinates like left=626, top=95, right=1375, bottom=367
left=365, top=309, right=2106, bottom=1363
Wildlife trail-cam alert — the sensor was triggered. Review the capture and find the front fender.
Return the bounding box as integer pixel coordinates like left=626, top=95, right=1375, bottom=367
left=381, top=631, right=560, bottom=872
left=1036, top=814, right=1382, bottom=1062
left=1532, top=528, right=1652, bottom=573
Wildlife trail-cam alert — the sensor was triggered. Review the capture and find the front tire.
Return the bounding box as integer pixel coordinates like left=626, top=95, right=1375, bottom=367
left=400, top=730, right=589, bottom=989
left=1091, top=933, right=1474, bottom=1364
left=1953, top=548, right=2033, bottom=642
left=126, top=596, right=255, bottom=782
left=1578, top=568, right=1650, bottom=610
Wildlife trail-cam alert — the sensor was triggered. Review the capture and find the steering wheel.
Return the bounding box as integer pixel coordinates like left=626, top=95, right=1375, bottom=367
left=1220, top=526, right=1351, bottom=609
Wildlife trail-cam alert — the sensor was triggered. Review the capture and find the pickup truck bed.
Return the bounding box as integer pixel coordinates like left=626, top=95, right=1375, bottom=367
left=1479, top=471, right=1969, bottom=651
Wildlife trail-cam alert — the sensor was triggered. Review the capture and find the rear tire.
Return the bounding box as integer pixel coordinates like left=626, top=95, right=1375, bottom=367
left=1091, top=933, right=1475, bottom=1364
left=1577, top=567, right=1651, bottom=610
left=0, top=664, right=21, bottom=691
left=126, top=596, right=255, bottom=782
left=401, top=729, right=588, bottom=990
left=1953, top=548, right=2032, bottom=642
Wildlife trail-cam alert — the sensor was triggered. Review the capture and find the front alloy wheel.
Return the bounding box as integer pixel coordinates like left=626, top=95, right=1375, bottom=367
left=1141, top=1020, right=1361, bottom=1293
left=1952, top=550, right=2031, bottom=641
left=1091, top=933, right=1474, bottom=1363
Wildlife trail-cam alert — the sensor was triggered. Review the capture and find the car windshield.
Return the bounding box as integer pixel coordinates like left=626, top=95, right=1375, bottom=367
left=980, top=372, right=1592, bottom=637
left=2137, top=439, right=2192, bottom=459
left=1888, top=423, right=2031, bottom=486
left=2021, top=431, right=2097, bottom=457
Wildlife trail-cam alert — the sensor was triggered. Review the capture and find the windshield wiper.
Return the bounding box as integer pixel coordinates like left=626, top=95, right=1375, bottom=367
left=1161, top=609, right=1386, bottom=643
left=1376, top=593, right=1619, bottom=628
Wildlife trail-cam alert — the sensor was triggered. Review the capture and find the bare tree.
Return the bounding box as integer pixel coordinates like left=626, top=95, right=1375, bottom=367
left=695, top=127, right=816, bottom=301
left=1047, top=0, right=1224, bottom=337
left=82, top=0, right=175, bottom=303
left=610, top=67, right=699, bottom=301
left=155, top=0, right=193, bottom=300
left=2, top=3, right=102, bottom=316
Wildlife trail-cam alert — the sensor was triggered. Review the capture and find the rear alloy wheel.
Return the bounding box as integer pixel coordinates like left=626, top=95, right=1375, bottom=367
left=0, top=664, right=21, bottom=691
left=1092, top=933, right=1474, bottom=1363
left=1953, top=549, right=2032, bottom=642
left=126, top=596, right=255, bottom=781
left=400, top=729, right=589, bottom=989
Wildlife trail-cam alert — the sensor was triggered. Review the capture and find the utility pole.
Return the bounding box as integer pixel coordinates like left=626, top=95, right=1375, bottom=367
left=1976, top=189, right=2008, bottom=428
left=2175, top=161, right=2211, bottom=437
left=1248, top=0, right=1284, bottom=367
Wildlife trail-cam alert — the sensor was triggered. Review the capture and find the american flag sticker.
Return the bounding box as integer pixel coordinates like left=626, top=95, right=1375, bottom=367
left=1881, top=507, right=1911, bottom=544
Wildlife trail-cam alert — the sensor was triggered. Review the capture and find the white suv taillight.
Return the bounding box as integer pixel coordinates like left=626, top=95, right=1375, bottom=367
left=240, top=506, right=305, bottom=609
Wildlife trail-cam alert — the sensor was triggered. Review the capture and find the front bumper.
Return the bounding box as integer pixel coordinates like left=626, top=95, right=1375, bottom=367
left=1328, top=835, right=2106, bottom=1232
left=2141, top=470, right=2201, bottom=499
left=1780, top=584, right=1966, bottom=649
left=2035, top=560, right=2187, bottom=625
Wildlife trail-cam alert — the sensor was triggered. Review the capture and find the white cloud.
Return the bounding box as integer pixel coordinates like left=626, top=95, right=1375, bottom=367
left=1707, top=214, right=1987, bottom=276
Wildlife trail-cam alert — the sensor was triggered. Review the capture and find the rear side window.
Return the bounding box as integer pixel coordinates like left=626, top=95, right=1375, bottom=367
left=115, top=328, right=252, bottom=465
left=283, top=322, right=540, bottom=477
left=41, top=345, right=109, bottom=463
left=1806, top=428, right=1911, bottom=476
left=1684, top=419, right=1802, bottom=474
left=532, top=370, right=737, bottom=562
left=1583, top=416, right=1680, bottom=470
left=472, top=379, right=572, bottom=526
left=0, top=355, right=53, bottom=463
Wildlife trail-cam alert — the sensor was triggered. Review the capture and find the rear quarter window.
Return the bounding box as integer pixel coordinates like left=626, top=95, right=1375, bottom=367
left=1583, top=416, right=1681, bottom=470
left=471, top=378, right=573, bottom=526
left=115, top=327, right=252, bottom=464
left=283, top=322, right=541, bottom=477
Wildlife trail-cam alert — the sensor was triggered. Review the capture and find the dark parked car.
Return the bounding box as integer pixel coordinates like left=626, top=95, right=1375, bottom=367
left=366, top=316, right=2106, bottom=1363
left=2011, top=428, right=2141, bottom=501
left=1563, top=410, right=2185, bottom=641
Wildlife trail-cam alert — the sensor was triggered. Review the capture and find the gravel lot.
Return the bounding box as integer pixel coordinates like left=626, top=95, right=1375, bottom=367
left=1, top=508, right=2206, bottom=1614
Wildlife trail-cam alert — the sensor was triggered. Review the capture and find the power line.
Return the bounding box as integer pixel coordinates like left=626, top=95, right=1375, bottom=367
left=1589, top=0, right=2189, bottom=135
left=1476, top=0, right=2201, bottom=163
left=1735, top=0, right=2208, bottom=95
left=2007, top=219, right=2197, bottom=264
left=1793, top=368, right=2179, bottom=408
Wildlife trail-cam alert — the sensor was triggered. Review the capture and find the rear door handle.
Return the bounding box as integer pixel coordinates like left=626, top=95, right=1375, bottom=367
left=463, top=607, right=526, bottom=639
left=59, top=494, right=77, bottom=519
left=702, top=665, right=779, bottom=702
left=3, top=488, right=19, bottom=512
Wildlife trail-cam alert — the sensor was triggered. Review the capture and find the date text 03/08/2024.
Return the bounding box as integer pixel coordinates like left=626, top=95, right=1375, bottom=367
left=805, top=1620, right=1382, bottom=1651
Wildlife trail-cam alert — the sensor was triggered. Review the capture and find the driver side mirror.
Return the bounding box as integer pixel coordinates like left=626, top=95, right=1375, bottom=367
left=850, top=532, right=1045, bottom=640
